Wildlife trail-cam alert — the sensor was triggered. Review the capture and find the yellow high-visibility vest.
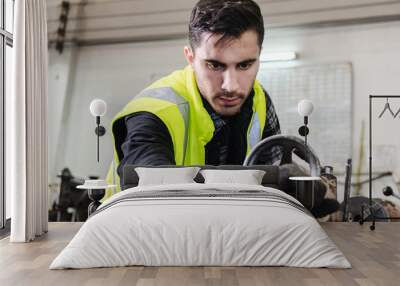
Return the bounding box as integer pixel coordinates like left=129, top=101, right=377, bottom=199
left=104, top=66, right=266, bottom=199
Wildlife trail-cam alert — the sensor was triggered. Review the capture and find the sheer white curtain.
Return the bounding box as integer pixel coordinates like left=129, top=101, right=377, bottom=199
left=8, top=0, right=48, bottom=242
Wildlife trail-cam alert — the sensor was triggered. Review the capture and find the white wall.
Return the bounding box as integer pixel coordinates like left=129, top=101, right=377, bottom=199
left=48, top=47, right=78, bottom=181
left=263, top=22, right=400, bottom=176
left=48, top=21, right=400, bottom=185
left=48, top=40, right=187, bottom=182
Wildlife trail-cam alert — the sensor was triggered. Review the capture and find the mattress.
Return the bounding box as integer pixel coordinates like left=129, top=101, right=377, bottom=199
left=50, top=183, right=351, bottom=269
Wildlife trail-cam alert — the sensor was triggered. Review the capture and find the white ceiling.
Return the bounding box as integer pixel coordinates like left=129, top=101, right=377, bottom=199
left=46, top=0, right=400, bottom=46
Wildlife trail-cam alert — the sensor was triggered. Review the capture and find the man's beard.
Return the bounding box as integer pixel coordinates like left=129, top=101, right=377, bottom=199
left=213, top=91, right=245, bottom=116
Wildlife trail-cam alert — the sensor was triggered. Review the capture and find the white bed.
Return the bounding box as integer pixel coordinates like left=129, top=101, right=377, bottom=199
left=50, top=183, right=351, bottom=269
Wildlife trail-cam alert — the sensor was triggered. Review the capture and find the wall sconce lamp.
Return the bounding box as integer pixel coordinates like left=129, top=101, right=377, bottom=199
left=89, top=99, right=107, bottom=162
left=297, top=99, right=314, bottom=148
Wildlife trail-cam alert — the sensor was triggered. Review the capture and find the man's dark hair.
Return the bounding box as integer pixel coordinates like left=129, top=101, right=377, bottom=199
left=189, top=0, right=264, bottom=50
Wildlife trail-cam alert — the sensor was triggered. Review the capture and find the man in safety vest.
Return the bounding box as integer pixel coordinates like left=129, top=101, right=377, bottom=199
left=107, top=0, right=282, bottom=196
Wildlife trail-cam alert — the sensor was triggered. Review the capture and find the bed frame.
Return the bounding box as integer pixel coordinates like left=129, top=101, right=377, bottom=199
left=84, top=164, right=338, bottom=219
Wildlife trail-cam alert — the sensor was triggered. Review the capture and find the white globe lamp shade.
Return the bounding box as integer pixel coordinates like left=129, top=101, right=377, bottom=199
left=297, top=99, right=314, bottom=117
left=90, top=99, right=107, bottom=117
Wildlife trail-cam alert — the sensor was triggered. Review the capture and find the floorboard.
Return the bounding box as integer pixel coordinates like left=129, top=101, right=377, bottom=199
left=0, top=222, right=399, bottom=286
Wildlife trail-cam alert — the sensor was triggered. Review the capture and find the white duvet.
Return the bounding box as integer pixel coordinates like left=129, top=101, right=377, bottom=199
left=50, top=183, right=351, bottom=269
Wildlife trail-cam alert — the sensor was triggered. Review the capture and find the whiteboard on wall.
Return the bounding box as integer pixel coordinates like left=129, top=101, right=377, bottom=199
left=257, top=63, right=353, bottom=172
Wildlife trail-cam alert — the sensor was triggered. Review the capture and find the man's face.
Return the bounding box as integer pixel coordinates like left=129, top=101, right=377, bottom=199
left=184, top=30, right=261, bottom=116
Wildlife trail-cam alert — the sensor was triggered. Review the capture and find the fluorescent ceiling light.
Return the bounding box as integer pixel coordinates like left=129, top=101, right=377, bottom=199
left=260, top=52, right=297, bottom=62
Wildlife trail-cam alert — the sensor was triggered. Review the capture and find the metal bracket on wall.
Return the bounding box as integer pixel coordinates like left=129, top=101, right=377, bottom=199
left=55, top=1, right=70, bottom=54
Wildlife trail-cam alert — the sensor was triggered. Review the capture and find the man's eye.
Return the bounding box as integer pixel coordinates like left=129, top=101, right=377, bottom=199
left=238, top=63, right=252, bottom=70
left=207, top=62, right=223, bottom=71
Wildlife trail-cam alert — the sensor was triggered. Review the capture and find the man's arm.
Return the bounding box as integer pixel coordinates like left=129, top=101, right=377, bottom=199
left=256, top=91, right=283, bottom=165
left=117, top=112, right=175, bottom=177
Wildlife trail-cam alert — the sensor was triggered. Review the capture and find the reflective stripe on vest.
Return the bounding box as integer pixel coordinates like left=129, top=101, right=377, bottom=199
left=137, top=87, right=189, bottom=161
left=248, top=111, right=261, bottom=151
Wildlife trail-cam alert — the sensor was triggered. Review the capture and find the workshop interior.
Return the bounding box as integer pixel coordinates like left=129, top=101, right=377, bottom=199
left=42, top=1, right=400, bottom=225
left=2, top=0, right=400, bottom=280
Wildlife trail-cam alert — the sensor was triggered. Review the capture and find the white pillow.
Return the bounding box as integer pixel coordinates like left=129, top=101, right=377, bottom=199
left=200, top=169, right=266, bottom=185
left=135, top=167, right=201, bottom=186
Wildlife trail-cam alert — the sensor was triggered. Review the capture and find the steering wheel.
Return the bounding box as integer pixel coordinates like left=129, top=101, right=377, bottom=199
left=243, top=135, right=321, bottom=177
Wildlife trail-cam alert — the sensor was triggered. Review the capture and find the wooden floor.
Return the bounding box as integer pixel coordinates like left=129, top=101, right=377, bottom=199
left=0, top=222, right=399, bottom=286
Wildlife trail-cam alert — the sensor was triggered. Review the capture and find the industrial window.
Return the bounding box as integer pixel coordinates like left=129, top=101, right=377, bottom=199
left=257, top=63, right=353, bottom=172
left=0, top=0, right=14, bottom=232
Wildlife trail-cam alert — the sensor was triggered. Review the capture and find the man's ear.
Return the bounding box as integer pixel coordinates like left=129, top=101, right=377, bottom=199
left=184, top=46, right=194, bottom=65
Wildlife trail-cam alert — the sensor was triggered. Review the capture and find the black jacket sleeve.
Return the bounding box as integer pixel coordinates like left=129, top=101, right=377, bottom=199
left=117, top=112, right=175, bottom=177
